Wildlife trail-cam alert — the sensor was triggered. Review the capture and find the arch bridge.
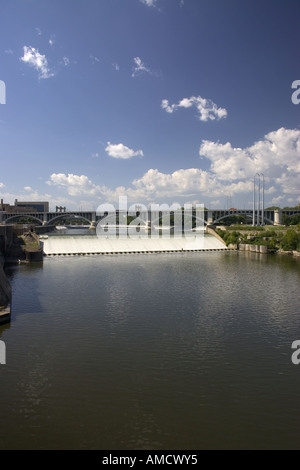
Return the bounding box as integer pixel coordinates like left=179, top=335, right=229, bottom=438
left=0, top=208, right=299, bottom=227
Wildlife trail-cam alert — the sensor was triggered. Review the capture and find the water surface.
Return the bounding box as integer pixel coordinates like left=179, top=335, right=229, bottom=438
left=0, top=251, right=299, bottom=449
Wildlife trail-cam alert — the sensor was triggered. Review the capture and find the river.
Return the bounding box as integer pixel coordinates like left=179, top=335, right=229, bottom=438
left=0, top=250, right=299, bottom=449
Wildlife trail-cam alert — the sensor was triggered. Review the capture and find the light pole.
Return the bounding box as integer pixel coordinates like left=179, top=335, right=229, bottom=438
left=261, top=173, right=265, bottom=226
left=253, top=173, right=265, bottom=226
left=257, top=173, right=261, bottom=225
left=253, top=175, right=256, bottom=226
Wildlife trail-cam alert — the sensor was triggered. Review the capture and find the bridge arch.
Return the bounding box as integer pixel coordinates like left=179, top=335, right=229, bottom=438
left=151, top=212, right=207, bottom=228
left=213, top=213, right=274, bottom=225
left=3, top=214, right=43, bottom=225
left=46, top=214, right=92, bottom=226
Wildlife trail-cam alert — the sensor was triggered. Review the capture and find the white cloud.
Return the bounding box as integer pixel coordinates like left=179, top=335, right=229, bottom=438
left=101, top=127, right=300, bottom=205
left=4, top=49, right=13, bottom=55
left=200, top=140, right=254, bottom=180
left=105, top=142, right=144, bottom=160
left=10, top=127, right=298, bottom=209
left=139, top=0, right=183, bottom=9
left=89, top=53, right=100, bottom=63
left=35, top=27, right=42, bottom=36
left=133, top=168, right=214, bottom=198
left=139, top=0, right=158, bottom=7
left=162, top=96, right=227, bottom=122
left=62, top=56, right=70, bottom=66
left=36, top=126, right=300, bottom=209
left=210, top=200, right=221, bottom=207
left=0, top=182, right=5, bottom=188
left=132, top=57, right=152, bottom=78
left=113, top=63, right=120, bottom=71
left=20, top=46, right=54, bottom=79
left=49, top=35, right=56, bottom=46
left=200, top=127, right=300, bottom=196
left=269, top=195, right=285, bottom=206
left=47, top=173, right=102, bottom=197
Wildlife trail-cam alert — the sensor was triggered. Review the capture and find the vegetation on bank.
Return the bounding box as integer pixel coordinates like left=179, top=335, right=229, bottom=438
left=215, top=225, right=300, bottom=253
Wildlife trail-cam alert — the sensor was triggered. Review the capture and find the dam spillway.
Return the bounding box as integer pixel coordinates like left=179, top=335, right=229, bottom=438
left=41, top=233, right=227, bottom=256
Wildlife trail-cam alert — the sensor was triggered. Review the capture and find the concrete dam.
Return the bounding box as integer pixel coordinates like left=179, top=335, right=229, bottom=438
left=41, top=232, right=227, bottom=256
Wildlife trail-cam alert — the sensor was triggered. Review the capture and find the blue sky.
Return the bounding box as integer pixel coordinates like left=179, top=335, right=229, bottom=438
left=0, top=0, right=299, bottom=210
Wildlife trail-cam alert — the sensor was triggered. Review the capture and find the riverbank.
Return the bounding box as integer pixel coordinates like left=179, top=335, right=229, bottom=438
left=215, top=225, right=300, bottom=258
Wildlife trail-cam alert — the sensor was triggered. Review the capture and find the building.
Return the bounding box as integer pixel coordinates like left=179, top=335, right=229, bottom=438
left=0, top=199, right=49, bottom=213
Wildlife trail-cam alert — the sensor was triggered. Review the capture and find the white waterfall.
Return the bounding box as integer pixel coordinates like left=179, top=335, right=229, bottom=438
left=41, top=233, right=227, bottom=255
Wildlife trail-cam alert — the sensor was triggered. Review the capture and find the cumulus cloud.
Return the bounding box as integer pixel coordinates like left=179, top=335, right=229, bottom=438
left=47, top=173, right=102, bottom=197
left=105, top=142, right=144, bottom=159
left=132, top=57, right=152, bottom=78
left=43, top=127, right=299, bottom=208
left=161, top=96, right=227, bottom=122
left=20, top=46, right=54, bottom=79
left=133, top=168, right=215, bottom=198
left=101, top=127, right=300, bottom=205
left=200, top=127, right=300, bottom=191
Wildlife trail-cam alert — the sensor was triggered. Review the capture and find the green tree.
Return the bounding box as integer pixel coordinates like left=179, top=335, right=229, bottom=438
left=281, top=230, right=300, bottom=251
left=282, top=214, right=300, bottom=226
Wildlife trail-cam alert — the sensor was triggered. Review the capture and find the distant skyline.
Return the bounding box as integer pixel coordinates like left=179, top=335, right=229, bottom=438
left=0, top=0, right=300, bottom=210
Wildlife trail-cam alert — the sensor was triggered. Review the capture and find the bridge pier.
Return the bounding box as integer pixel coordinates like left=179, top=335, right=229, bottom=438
left=89, top=213, right=97, bottom=230
left=207, top=211, right=213, bottom=225
left=274, top=210, right=283, bottom=226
